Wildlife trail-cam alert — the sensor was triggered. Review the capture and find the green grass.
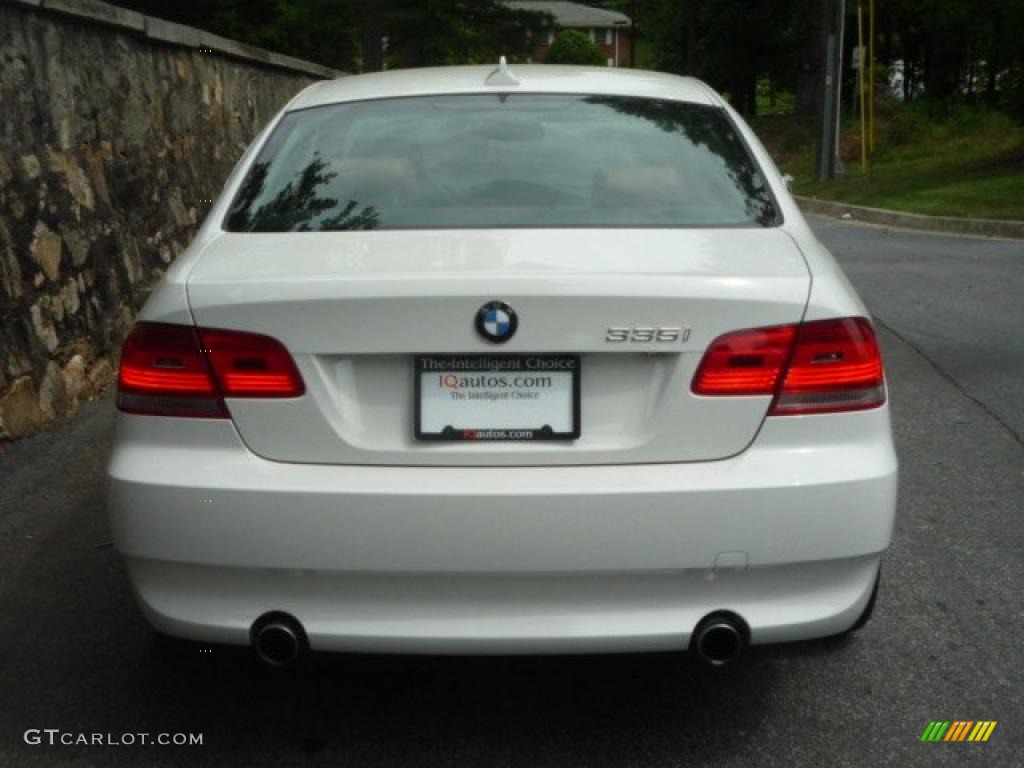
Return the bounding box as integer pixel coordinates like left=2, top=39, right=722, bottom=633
left=755, top=87, right=795, bottom=117
left=751, top=102, right=1024, bottom=221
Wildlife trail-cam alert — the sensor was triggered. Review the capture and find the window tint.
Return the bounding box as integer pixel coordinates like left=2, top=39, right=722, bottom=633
left=225, top=94, right=779, bottom=232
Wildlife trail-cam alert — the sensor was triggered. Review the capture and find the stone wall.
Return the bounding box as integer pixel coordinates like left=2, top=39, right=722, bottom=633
left=0, top=0, right=338, bottom=439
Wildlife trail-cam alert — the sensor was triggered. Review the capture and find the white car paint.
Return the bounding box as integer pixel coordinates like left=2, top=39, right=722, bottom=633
left=108, top=65, right=897, bottom=656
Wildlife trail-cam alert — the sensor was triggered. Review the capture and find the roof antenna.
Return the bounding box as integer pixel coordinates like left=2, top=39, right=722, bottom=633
left=486, top=55, right=520, bottom=86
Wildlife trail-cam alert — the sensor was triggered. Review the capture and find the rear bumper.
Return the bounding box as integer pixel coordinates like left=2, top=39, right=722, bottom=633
left=125, top=556, right=881, bottom=654
left=108, top=407, right=897, bottom=653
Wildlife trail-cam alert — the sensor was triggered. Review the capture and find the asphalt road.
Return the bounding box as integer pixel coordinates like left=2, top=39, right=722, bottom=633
left=1, top=217, right=1022, bottom=767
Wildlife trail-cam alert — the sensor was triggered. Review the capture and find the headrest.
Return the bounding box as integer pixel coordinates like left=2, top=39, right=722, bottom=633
left=592, top=166, right=684, bottom=208
left=328, top=157, right=417, bottom=205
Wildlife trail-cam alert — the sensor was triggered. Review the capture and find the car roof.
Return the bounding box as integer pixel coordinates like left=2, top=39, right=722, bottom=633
left=503, top=2, right=631, bottom=29
left=288, top=65, right=719, bottom=111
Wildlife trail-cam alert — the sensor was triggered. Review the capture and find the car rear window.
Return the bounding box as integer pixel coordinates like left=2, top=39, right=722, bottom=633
left=224, top=93, right=779, bottom=232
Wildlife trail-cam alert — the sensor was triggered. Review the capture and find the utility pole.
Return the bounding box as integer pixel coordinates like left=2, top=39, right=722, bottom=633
left=868, top=0, right=876, bottom=154
left=816, top=0, right=846, bottom=181
left=858, top=3, right=867, bottom=172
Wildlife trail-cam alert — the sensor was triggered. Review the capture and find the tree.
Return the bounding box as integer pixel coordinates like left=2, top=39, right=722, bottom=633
left=251, top=0, right=361, bottom=71
left=793, top=0, right=821, bottom=116
left=545, top=29, right=606, bottom=66
left=382, top=0, right=552, bottom=68
left=886, top=0, right=1023, bottom=109
left=639, top=0, right=800, bottom=117
left=105, top=0, right=1024, bottom=117
left=114, top=0, right=551, bottom=73
left=114, top=0, right=362, bottom=70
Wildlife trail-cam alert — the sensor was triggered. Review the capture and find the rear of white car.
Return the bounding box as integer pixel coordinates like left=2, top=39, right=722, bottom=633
left=107, top=65, right=897, bottom=664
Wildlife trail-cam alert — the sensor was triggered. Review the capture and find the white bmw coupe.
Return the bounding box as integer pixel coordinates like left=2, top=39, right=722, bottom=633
left=108, top=63, right=897, bottom=666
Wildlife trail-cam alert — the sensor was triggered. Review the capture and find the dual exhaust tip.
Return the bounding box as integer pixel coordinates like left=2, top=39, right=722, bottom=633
left=251, top=613, right=306, bottom=667
left=250, top=611, right=747, bottom=668
left=691, top=613, right=747, bottom=667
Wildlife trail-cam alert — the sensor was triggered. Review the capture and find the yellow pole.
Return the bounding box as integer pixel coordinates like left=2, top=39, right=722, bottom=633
left=869, top=0, right=876, bottom=155
left=858, top=4, right=867, bottom=172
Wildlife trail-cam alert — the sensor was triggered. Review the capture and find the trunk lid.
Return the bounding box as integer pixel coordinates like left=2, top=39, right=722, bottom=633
left=186, top=228, right=809, bottom=465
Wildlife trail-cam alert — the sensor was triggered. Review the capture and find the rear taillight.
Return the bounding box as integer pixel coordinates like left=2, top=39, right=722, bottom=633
left=198, top=328, right=305, bottom=398
left=691, top=324, right=798, bottom=396
left=770, top=317, right=885, bottom=415
left=692, top=317, right=885, bottom=415
left=118, top=323, right=226, bottom=417
left=117, top=323, right=303, bottom=417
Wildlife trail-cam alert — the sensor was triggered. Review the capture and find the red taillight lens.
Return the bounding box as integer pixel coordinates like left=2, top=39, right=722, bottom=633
left=770, top=317, right=885, bottom=415
left=117, top=323, right=226, bottom=417
left=117, top=323, right=304, bottom=417
left=692, top=317, right=886, bottom=415
left=198, top=328, right=305, bottom=398
left=691, top=324, right=798, bottom=396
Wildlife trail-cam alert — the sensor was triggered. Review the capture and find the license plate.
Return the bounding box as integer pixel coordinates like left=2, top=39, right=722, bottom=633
left=415, top=355, right=580, bottom=441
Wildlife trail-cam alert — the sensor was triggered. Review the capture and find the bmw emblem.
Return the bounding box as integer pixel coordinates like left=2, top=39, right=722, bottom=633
left=475, top=301, right=517, bottom=344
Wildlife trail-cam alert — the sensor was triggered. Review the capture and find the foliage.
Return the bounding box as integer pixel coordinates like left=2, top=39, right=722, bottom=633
left=544, top=29, right=606, bottom=66
left=753, top=101, right=1024, bottom=219
left=616, top=0, right=1024, bottom=120
left=888, top=0, right=1024, bottom=110
left=114, top=0, right=551, bottom=72
left=631, top=0, right=802, bottom=115
left=384, top=1, right=551, bottom=67
left=113, top=0, right=360, bottom=70
left=248, top=0, right=361, bottom=71
left=109, top=0, right=1024, bottom=119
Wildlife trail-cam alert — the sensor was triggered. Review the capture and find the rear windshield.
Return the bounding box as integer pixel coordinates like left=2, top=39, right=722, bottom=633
left=224, top=93, right=779, bottom=232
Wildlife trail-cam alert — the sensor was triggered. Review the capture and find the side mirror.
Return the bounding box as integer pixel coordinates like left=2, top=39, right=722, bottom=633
left=781, top=173, right=795, bottom=190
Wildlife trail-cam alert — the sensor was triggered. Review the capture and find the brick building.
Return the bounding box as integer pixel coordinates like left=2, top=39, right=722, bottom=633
left=505, top=1, right=632, bottom=67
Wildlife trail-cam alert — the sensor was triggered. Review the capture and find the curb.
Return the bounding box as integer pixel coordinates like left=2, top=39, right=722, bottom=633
left=795, top=196, right=1024, bottom=240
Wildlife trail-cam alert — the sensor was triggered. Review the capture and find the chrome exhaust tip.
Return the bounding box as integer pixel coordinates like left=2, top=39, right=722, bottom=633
left=252, top=614, right=304, bottom=667
left=692, top=614, right=745, bottom=667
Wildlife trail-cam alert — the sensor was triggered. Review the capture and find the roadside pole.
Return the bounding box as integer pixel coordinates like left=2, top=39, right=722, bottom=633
left=817, top=0, right=846, bottom=181
left=614, top=19, right=629, bottom=67
left=835, top=0, right=846, bottom=176
left=858, top=3, right=867, bottom=172
left=869, top=0, right=876, bottom=155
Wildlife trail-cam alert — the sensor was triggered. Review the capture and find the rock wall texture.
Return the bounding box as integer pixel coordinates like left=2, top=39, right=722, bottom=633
left=0, top=0, right=335, bottom=439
